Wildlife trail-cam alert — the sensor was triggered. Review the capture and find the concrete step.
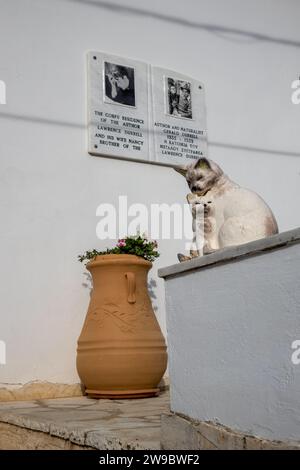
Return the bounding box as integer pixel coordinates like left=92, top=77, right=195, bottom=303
left=0, top=391, right=170, bottom=450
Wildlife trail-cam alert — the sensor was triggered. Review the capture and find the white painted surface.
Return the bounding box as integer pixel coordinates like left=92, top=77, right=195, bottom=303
left=164, top=241, right=300, bottom=441
left=0, top=0, right=300, bottom=386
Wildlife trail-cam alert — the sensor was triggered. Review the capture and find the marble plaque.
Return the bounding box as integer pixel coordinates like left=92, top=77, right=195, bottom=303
left=87, top=52, right=150, bottom=162
left=87, top=52, right=207, bottom=167
left=150, top=66, right=207, bottom=166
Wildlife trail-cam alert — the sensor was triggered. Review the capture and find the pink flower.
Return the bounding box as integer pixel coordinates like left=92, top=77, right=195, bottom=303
left=117, top=239, right=126, bottom=247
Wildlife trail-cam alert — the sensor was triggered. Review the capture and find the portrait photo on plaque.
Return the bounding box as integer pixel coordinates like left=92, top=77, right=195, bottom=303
left=165, top=77, right=192, bottom=119
left=104, top=61, right=136, bottom=107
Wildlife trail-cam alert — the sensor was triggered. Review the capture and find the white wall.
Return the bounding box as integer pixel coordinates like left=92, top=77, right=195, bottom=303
left=0, top=0, right=300, bottom=386
left=163, top=234, right=300, bottom=441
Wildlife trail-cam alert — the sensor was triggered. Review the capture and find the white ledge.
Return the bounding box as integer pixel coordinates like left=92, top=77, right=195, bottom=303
left=158, top=227, right=300, bottom=278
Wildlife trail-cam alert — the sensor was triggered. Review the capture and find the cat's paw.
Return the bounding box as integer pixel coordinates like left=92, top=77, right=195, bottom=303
left=203, top=247, right=218, bottom=255
left=177, top=253, right=192, bottom=263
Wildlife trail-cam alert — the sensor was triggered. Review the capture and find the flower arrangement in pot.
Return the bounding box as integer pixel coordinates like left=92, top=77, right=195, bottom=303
left=76, top=234, right=167, bottom=399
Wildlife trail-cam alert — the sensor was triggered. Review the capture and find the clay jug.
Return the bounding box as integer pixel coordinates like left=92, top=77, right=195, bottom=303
left=77, top=254, right=167, bottom=398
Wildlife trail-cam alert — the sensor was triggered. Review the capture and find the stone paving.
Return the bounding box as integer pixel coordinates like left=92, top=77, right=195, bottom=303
left=0, top=391, right=170, bottom=450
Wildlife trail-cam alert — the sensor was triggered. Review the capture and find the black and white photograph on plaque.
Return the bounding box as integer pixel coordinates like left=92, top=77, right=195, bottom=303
left=104, top=61, right=136, bottom=107
left=166, top=77, right=192, bottom=119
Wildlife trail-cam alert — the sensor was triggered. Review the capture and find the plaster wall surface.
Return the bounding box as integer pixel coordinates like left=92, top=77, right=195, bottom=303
left=0, top=0, right=300, bottom=386
left=161, top=232, right=300, bottom=441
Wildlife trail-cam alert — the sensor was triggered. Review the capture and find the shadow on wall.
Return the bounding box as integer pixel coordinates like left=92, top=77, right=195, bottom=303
left=148, top=277, right=158, bottom=313
left=82, top=271, right=93, bottom=296
left=0, top=112, right=299, bottom=158
left=67, top=0, right=300, bottom=49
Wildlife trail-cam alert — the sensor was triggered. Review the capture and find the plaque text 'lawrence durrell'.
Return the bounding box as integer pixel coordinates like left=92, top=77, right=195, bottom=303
left=88, top=51, right=207, bottom=167
left=94, top=111, right=146, bottom=153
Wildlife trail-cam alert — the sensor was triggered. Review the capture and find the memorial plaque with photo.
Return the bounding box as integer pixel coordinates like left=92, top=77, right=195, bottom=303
left=166, top=77, right=193, bottom=119
left=104, top=62, right=136, bottom=107
left=151, top=66, right=207, bottom=167
left=87, top=52, right=207, bottom=167
left=87, top=52, right=150, bottom=162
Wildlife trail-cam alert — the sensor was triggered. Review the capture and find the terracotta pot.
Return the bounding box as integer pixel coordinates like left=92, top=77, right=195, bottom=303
left=77, top=254, right=167, bottom=398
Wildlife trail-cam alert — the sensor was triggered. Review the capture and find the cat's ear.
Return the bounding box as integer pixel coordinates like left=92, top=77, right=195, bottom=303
left=194, top=158, right=211, bottom=170
left=174, top=165, right=188, bottom=177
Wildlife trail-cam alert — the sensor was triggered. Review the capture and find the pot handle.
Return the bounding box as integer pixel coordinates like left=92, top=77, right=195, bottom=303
left=125, top=272, right=136, bottom=304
